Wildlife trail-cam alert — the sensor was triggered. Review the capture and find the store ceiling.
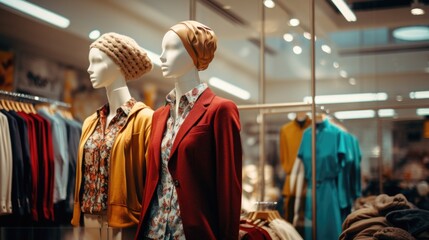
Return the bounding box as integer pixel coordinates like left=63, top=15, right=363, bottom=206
left=0, top=0, right=428, bottom=108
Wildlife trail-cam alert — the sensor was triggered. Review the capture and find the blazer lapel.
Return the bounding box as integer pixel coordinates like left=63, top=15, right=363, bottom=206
left=169, top=88, right=215, bottom=159
left=153, top=105, right=170, bottom=170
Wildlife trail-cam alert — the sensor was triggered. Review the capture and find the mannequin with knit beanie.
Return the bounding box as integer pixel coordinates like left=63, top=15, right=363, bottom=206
left=135, top=20, right=242, bottom=240
left=71, top=32, right=153, bottom=240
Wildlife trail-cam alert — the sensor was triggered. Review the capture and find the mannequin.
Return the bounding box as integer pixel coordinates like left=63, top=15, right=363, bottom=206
left=135, top=21, right=242, bottom=240
left=71, top=32, right=153, bottom=240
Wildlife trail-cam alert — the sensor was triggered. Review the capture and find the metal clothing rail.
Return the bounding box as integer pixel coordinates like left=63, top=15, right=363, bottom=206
left=0, top=89, right=71, bottom=108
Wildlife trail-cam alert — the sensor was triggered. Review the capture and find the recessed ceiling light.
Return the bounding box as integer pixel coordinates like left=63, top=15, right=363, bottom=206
left=263, top=0, right=275, bottom=9
left=411, top=0, right=425, bottom=15
left=89, top=30, right=100, bottom=40
left=340, top=70, right=348, bottom=78
left=223, top=5, right=231, bottom=10
left=333, top=62, right=339, bottom=68
left=393, top=26, right=429, bottom=41
left=321, top=44, right=331, bottom=54
left=293, top=46, right=302, bottom=55
left=303, top=32, right=317, bottom=40
left=283, top=33, right=293, bottom=42
left=289, top=18, right=300, bottom=27
left=348, top=78, right=356, bottom=85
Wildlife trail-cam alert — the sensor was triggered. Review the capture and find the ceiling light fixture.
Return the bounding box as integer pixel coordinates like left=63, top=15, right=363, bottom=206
left=411, top=0, right=425, bottom=15
left=209, top=77, right=250, bottom=100
left=89, top=30, right=101, bottom=40
left=289, top=18, right=300, bottom=27
left=0, top=0, right=70, bottom=28
left=263, top=0, right=275, bottom=9
left=283, top=33, right=293, bottom=42
left=303, top=32, right=311, bottom=39
left=410, top=90, right=429, bottom=99
left=340, top=70, right=348, bottom=78
left=378, top=109, right=395, bottom=117
left=293, top=46, right=302, bottom=55
left=417, top=108, right=429, bottom=116
left=348, top=78, right=356, bottom=85
left=334, top=110, right=375, bottom=119
left=333, top=61, right=340, bottom=68
left=303, top=92, right=388, bottom=104
left=393, top=26, right=429, bottom=41
left=331, top=0, right=357, bottom=22
left=321, top=44, right=331, bottom=54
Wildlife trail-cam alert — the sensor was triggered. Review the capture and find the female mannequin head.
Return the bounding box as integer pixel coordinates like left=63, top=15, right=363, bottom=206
left=160, top=30, right=195, bottom=78
left=88, top=48, right=122, bottom=89
left=160, top=20, right=217, bottom=79
left=87, top=32, right=153, bottom=88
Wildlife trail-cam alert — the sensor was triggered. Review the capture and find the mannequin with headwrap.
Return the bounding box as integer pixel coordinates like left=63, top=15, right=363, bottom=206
left=135, top=21, right=242, bottom=240
left=71, top=32, right=153, bottom=240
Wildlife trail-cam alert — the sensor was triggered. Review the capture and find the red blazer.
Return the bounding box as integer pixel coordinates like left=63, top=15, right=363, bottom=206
left=135, top=88, right=242, bottom=240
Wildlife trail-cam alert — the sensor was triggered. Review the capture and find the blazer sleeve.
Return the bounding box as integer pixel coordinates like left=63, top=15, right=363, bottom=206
left=213, top=100, right=242, bottom=240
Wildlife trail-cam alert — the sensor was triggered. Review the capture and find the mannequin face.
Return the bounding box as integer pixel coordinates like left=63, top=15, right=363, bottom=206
left=87, top=48, right=122, bottom=89
left=160, top=30, right=194, bottom=78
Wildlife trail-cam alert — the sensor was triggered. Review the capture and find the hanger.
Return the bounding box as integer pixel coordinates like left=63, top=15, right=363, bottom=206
left=296, top=111, right=308, bottom=122
left=247, top=210, right=282, bottom=223
left=11, top=100, right=23, bottom=112
left=4, top=100, right=16, bottom=111
left=315, top=113, right=326, bottom=123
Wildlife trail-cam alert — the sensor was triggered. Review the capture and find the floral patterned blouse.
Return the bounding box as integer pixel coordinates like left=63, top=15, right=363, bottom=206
left=80, top=98, right=136, bottom=214
left=144, top=83, right=208, bottom=239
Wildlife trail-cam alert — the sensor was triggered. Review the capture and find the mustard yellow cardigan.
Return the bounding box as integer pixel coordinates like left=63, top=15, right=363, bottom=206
left=71, top=102, right=153, bottom=228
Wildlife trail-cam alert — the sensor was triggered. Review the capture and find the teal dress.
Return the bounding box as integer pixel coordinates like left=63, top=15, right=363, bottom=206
left=337, top=132, right=355, bottom=222
left=298, top=119, right=346, bottom=240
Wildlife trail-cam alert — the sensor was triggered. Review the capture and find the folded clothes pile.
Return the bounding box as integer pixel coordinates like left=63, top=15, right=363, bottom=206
left=340, top=193, right=429, bottom=240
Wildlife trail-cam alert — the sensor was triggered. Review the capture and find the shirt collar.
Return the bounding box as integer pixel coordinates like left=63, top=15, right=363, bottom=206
left=97, top=98, right=136, bottom=118
left=316, top=118, right=329, bottom=130
left=165, top=82, right=208, bottom=107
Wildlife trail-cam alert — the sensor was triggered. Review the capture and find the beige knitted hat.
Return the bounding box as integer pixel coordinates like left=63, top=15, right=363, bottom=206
left=90, top=32, right=152, bottom=81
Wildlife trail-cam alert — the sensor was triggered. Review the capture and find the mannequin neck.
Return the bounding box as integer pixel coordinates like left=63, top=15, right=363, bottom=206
left=105, top=77, right=131, bottom=118
left=174, top=68, right=201, bottom=99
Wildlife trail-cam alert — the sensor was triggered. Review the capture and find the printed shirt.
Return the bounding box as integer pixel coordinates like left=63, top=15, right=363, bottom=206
left=145, top=83, right=208, bottom=240
left=80, top=98, right=135, bottom=214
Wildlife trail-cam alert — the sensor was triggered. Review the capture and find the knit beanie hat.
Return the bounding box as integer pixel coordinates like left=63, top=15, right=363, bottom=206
left=170, top=20, right=217, bottom=71
left=90, top=32, right=153, bottom=81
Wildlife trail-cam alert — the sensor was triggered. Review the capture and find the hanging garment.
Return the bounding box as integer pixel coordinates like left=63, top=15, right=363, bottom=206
left=10, top=111, right=32, bottom=216
left=38, top=108, right=69, bottom=204
left=298, top=119, right=346, bottom=240
left=279, top=117, right=311, bottom=223
left=1, top=110, right=25, bottom=216
left=0, top=111, right=13, bottom=215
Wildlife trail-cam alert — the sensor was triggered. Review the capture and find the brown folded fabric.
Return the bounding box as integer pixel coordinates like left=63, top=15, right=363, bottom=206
left=355, top=195, right=377, bottom=210
left=374, top=194, right=411, bottom=216
left=355, top=224, right=390, bottom=239
left=373, top=227, right=416, bottom=240
left=342, top=207, right=379, bottom=230
left=340, top=217, right=391, bottom=240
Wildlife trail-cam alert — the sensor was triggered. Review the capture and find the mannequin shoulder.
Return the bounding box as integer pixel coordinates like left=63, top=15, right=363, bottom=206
left=131, top=102, right=154, bottom=121
left=211, top=96, right=239, bottom=111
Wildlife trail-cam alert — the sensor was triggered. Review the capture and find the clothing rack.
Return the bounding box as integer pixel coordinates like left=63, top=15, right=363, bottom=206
left=0, top=90, right=71, bottom=108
